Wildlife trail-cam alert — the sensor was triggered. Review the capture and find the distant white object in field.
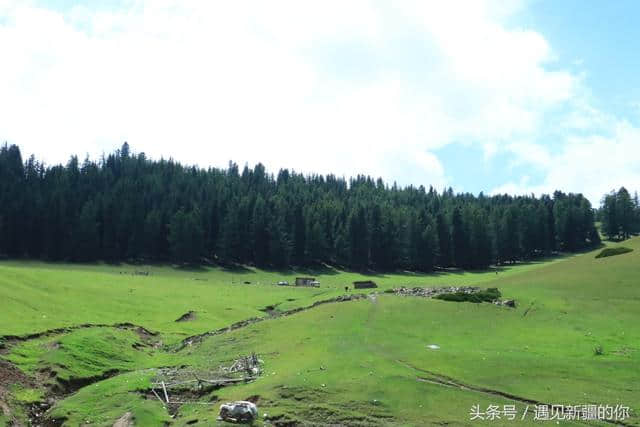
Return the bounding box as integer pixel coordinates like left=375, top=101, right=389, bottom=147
left=218, top=401, right=258, bottom=423
left=427, top=344, right=440, bottom=350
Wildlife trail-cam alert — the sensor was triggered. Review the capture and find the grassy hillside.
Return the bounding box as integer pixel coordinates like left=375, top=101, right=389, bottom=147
left=0, top=258, right=566, bottom=343
left=1, top=238, right=639, bottom=425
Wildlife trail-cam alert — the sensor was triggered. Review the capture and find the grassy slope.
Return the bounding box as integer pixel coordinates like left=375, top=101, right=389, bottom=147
left=1, top=239, right=638, bottom=425
left=174, top=237, right=639, bottom=426
left=0, top=258, right=563, bottom=342
left=0, top=263, right=340, bottom=344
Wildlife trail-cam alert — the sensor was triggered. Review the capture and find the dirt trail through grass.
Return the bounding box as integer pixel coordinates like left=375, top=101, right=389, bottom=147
left=1, top=293, right=370, bottom=425
left=2, top=293, right=369, bottom=352
left=0, top=322, right=158, bottom=345
left=174, top=293, right=367, bottom=351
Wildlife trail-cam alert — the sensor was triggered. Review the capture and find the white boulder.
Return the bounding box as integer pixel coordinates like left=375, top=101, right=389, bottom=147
left=218, top=401, right=258, bottom=423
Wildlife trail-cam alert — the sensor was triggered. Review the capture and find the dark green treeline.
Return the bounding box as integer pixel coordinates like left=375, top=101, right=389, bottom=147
left=0, top=143, right=601, bottom=270
left=598, top=187, right=640, bottom=241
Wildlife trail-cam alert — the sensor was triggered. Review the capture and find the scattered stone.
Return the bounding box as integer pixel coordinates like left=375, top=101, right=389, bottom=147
left=493, top=299, right=517, bottom=308
left=389, top=286, right=480, bottom=298
left=219, top=353, right=262, bottom=376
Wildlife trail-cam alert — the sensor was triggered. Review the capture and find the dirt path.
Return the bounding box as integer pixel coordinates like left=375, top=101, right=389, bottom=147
left=0, top=385, right=17, bottom=425
left=2, top=294, right=367, bottom=353
left=173, top=293, right=367, bottom=351
left=1, top=322, right=158, bottom=345
left=0, top=293, right=369, bottom=424
left=0, top=358, right=36, bottom=426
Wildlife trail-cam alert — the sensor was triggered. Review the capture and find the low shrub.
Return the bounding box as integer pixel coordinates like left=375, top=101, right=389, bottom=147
left=435, top=287, right=501, bottom=303
left=594, top=344, right=604, bottom=356
left=595, top=247, right=633, bottom=259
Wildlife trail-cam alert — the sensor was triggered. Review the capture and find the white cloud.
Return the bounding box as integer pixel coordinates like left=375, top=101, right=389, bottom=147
left=491, top=120, right=640, bottom=204
left=504, top=141, right=552, bottom=169
left=2, top=0, right=634, bottom=201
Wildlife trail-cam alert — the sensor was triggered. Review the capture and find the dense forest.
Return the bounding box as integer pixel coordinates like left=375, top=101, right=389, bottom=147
left=0, top=143, right=608, bottom=271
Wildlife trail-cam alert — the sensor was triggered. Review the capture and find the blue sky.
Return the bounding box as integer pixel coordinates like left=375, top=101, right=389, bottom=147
left=436, top=0, right=640, bottom=197
left=523, top=0, right=640, bottom=121
left=1, top=0, right=638, bottom=204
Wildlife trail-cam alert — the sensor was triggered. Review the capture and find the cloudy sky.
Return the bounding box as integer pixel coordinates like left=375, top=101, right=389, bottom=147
left=1, top=0, right=639, bottom=204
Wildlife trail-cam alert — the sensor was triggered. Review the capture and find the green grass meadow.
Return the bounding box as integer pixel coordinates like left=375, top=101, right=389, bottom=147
left=1, top=238, right=639, bottom=425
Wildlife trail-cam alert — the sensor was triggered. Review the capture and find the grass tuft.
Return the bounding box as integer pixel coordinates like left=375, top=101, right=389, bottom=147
left=434, top=287, right=501, bottom=303
left=11, top=386, right=44, bottom=404
left=595, top=247, right=633, bottom=258
left=594, top=344, right=604, bottom=356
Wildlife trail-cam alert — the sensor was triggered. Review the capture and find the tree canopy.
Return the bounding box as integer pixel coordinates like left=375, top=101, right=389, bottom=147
left=0, top=143, right=603, bottom=270
left=599, top=187, right=640, bottom=241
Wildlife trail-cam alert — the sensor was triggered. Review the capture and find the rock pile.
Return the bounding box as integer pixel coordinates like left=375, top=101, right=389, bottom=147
left=387, top=286, right=516, bottom=308
left=221, top=353, right=262, bottom=376
left=388, top=286, right=480, bottom=298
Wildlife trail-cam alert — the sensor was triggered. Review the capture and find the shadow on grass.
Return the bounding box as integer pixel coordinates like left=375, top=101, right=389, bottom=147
left=289, top=264, right=341, bottom=276
left=4, top=244, right=601, bottom=281
left=200, top=251, right=580, bottom=281
left=175, top=263, right=209, bottom=272
left=215, top=244, right=608, bottom=278
left=217, top=262, right=343, bottom=277
left=335, top=248, right=600, bottom=280
left=218, top=264, right=255, bottom=274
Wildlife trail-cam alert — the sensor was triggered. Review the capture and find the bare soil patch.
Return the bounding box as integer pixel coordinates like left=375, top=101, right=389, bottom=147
left=0, top=359, right=34, bottom=389
left=113, top=411, right=134, bottom=427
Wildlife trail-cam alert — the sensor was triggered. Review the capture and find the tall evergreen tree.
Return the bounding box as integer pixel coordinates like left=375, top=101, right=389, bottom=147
left=251, top=196, right=269, bottom=266
left=435, top=212, right=452, bottom=267
left=369, top=204, right=386, bottom=269
left=143, top=209, right=165, bottom=260
left=293, top=205, right=306, bottom=266
left=469, top=208, right=492, bottom=269
left=418, top=214, right=439, bottom=271
left=74, top=200, right=100, bottom=261
left=348, top=206, right=368, bottom=269
left=616, top=187, right=634, bottom=239
left=168, top=208, right=204, bottom=264
left=451, top=207, right=470, bottom=268
left=267, top=217, right=291, bottom=269
left=601, top=192, right=618, bottom=240
left=498, top=206, right=520, bottom=263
